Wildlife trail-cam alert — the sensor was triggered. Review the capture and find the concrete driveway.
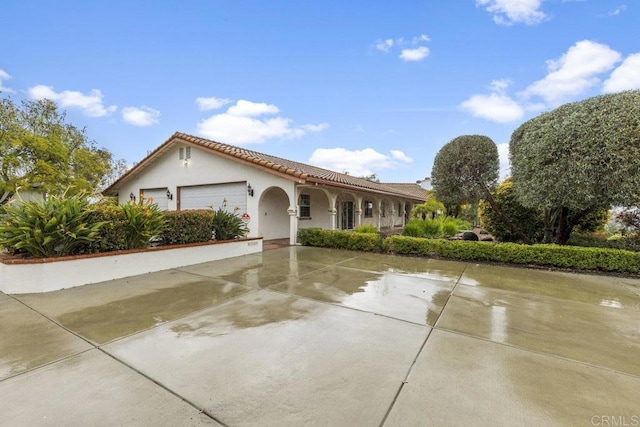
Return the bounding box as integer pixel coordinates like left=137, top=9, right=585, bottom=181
left=1, top=246, right=639, bottom=426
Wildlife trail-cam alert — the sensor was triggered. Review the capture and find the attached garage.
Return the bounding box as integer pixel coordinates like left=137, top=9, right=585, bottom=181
left=141, top=188, right=169, bottom=210
left=179, top=182, right=247, bottom=213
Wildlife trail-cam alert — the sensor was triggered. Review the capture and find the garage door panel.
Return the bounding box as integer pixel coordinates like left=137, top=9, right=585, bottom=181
left=141, top=188, right=168, bottom=210
left=180, top=183, right=247, bottom=213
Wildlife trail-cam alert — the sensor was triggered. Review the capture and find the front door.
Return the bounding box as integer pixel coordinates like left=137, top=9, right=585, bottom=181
left=340, top=201, right=354, bottom=230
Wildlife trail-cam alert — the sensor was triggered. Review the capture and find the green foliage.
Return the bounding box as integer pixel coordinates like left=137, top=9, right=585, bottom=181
left=411, top=197, right=445, bottom=219
left=510, top=91, right=640, bottom=244
left=385, top=236, right=640, bottom=275
left=211, top=203, right=248, bottom=240
left=297, top=228, right=382, bottom=251
left=82, top=198, right=129, bottom=253
left=0, top=98, right=123, bottom=203
left=297, top=229, right=640, bottom=275
left=0, top=193, right=104, bottom=257
left=353, top=224, right=378, bottom=234
left=120, top=201, right=167, bottom=249
left=567, top=233, right=640, bottom=252
left=479, top=179, right=544, bottom=243
left=402, top=217, right=471, bottom=238
left=161, top=210, right=215, bottom=245
left=432, top=135, right=499, bottom=207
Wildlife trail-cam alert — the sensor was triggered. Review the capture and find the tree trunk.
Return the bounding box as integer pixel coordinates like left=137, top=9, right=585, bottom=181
left=548, top=206, right=592, bottom=245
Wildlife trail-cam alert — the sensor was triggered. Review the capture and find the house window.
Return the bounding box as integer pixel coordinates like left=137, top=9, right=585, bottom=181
left=381, top=201, right=386, bottom=217
left=364, top=200, right=373, bottom=218
left=179, top=146, right=191, bottom=160
left=299, top=194, right=311, bottom=218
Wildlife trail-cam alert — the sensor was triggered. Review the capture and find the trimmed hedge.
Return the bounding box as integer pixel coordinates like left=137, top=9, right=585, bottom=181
left=298, top=228, right=382, bottom=252
left=297, top=228, right=640, bottom=275
left=84, top=203, right=129, bottom=253
left=160, top=210, right=214, bottom=245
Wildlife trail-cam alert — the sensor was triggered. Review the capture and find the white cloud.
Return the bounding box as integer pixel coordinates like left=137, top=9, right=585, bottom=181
left=609, top=5, right=626, bottom=16
left=197, top=99, right=327, bottom=145
left=122, top=106, right=160, bottom=126
left=476, top=0, right=546, bottom=25
left=374, top=34, right=431, bottom=62
left=602, top=53, right=640, bottom=93
left=196, top=97, right=232, bottom=111
left=522, top=40, right=622, bottom=105
left=309, top=147, right=413, bottom=177
left=400, top=46, right=430, bottom=62
left=375, top=39, right=394, bottom=52
left=0, top=69, right=15, bottom=93
left=301, top=123, right=330, bottom=132
left=390, top=150, right=413, bottom=163
left=28, top=85, right=116, bottom=117
left=227, top=100, right=279, bottom=117
left=460, top=79, right=524, bottom=123
left=496, top=142, right=511, bottom=179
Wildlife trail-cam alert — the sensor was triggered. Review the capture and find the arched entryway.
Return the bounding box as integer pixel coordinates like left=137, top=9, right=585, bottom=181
left=258, top=186, right=291, bottom=240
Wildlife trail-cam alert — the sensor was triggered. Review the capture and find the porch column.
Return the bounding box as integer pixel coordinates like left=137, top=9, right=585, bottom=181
left=288, top=206, right=297, bottom=245
left=355, top=196, right=363, bottom=228
left=376, top=199, right=382, bottom=230
left=328, top=208, right=337, bottom=230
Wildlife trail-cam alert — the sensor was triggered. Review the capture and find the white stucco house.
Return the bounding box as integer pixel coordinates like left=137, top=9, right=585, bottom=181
left=104, top=132, right=427, bottom=245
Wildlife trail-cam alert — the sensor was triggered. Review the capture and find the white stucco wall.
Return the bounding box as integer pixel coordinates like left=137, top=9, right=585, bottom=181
left=0, top=239, right=262, bottom=294
left=116, top=144, right=297, bottom=239
left=297, top=187, right=331, bottom=229
left=259, top=187, right=290, bottom=240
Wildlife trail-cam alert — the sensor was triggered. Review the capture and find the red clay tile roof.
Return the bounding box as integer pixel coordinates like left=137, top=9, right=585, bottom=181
left=104, top=132, right=426, bottom=201
left=382, top=183, right=430, bottom=200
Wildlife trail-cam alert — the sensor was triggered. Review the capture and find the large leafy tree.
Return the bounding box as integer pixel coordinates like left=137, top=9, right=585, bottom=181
left=510, top=91, right=640, bottom=244
left=0, top=98, right=118, bottom=203
left=432, top=134, right=531, bottom=242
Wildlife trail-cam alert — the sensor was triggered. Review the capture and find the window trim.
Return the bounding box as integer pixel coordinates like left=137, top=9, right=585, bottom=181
left=364, top=200, right=373, bottom=218
left=299, top=194, right=311, bottom=218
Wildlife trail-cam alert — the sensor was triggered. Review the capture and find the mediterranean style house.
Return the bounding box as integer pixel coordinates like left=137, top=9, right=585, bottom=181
left=104, top=132, right=427, bottom=244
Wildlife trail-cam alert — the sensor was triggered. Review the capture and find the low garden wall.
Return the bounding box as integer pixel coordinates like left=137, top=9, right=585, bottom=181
left=0, top=238, right=262, bottom=294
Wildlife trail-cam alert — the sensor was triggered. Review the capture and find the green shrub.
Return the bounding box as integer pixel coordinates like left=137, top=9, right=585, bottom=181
left=354, top=224, right=378, bottom=234
left=479, top=179, right=544, bottom=243
left=567, top=232, right=640, bottom=252
left=422, top=219, right=442, bottom=238
left=212, top=204, right=248, bottom=240
left=0, top=194, right=104, bottom=258
left=385, top=235, right=640, bottom=275
left=402, top=217, right=469, bottom=239
left=83, top=199, right=129, bottom=253
left=297, top=228, right=640, bottom=275
left=402, top=220, right=424, bottom=237
left=120, top=201, right=167, bottom=249
left=161, top=210, right=214, bottom=245
left=298, top=228, right=382, bottom=251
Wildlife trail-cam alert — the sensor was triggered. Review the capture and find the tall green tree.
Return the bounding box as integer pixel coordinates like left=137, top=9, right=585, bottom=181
left=510, top=91, right=640, bottom=244
left=432, top=134, right=531, bottom=242
left=0, top=98, right=118, bottom=203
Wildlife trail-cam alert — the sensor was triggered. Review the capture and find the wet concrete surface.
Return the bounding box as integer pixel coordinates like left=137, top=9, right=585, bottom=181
left=1, top=247, right=640, bottom=425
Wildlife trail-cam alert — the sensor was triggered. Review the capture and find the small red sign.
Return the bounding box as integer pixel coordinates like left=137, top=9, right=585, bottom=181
left=241, top=213, right=250, bottom=223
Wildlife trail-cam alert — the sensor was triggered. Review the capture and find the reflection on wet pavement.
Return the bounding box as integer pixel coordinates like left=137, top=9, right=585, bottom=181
left=338, top=252, right=466, bottom=283
left=438, top=285, right=640, bottom=376
left=54, top=279, right=253, bottom=344
left=105, top=290, right=429, bottom=426
left=271, top=265, right=453, bottom=325
left=459, top=263, right=640, bottom=308
left=385, top=330, right=640, bottom=426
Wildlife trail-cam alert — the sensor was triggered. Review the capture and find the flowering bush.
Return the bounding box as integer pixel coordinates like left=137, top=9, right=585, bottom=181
left=211, top=199, right=248, bottom=240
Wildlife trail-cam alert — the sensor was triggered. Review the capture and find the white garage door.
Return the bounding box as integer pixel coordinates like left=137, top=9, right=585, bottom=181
left=141, top=188, right=168, bottom=210
left=180, top=182, right=247, bottom=213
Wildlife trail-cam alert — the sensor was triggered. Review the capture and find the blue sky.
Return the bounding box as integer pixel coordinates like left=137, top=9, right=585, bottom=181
left=2, top=0, right=639, bottom=183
